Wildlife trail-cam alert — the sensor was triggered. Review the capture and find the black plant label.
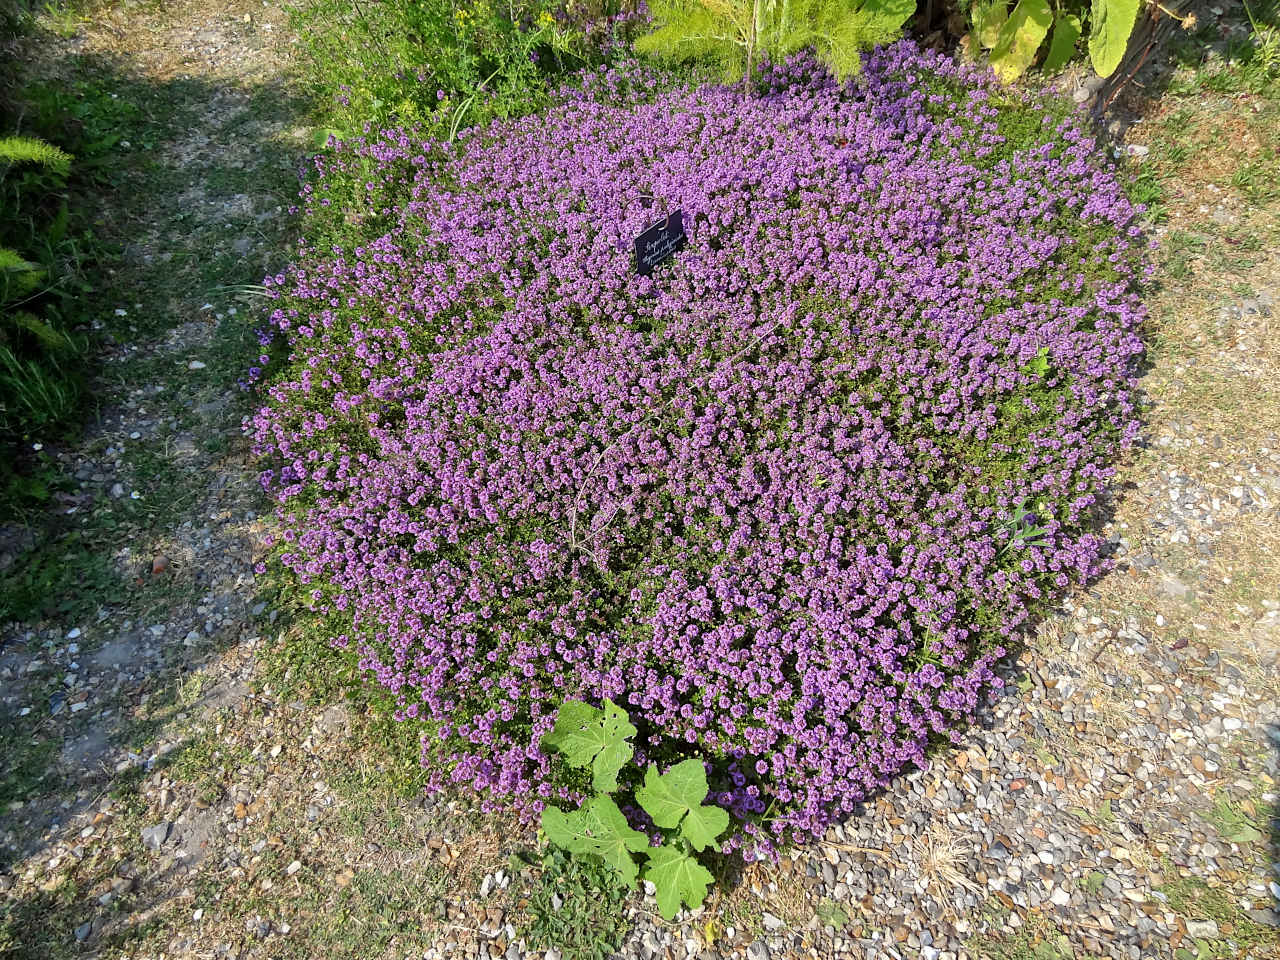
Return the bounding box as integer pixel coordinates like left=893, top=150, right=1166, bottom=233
left=634, top=210, right=686, bottom=276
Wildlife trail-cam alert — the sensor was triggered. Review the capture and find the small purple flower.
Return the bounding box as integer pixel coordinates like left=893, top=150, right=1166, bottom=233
left=253, top=43, right=1146, bottom=858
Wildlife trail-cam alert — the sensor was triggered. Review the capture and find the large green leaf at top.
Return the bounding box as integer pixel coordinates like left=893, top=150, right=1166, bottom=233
left=989, top=0, right=1053, bottom=81
left=1041, top=13, right=1082, bottom=73
left=634, top=759, right=730, bottom=852
left=644, top=845, right=715, bottom=920
left=542, top=698, right=636, bottom=792
left=859, top=0, right=918, bottom=31
left=1088, top=0, right=1141, bottom=78
left=974, top=0, right=1010, bottom=48
left=541, top=795, right=650, bottom=884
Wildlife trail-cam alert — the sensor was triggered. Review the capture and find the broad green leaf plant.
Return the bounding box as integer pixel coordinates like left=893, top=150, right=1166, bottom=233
left=972, top=0, right=1196, bottom=80
left=540, top=699, right=730, bottom=919
left=635, top=0, right=917, bottom=90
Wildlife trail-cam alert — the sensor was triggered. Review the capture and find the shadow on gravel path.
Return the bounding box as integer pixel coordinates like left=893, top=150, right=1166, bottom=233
left=0, top=0, right=309, bottom=954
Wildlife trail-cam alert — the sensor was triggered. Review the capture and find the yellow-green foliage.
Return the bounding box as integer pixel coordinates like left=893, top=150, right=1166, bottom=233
left=0, top=132, right=84, bottom=446
left=0, top=135, right=72, bottom=174
left=636, top=0, right=916, bottom=82
left=0, top=247, right=44, bottom=302
left=971, top=0, right=1184, bottom=80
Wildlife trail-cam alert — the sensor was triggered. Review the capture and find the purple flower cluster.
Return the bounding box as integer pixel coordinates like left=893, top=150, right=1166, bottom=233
left=253, top=43, right=1146, bottom=857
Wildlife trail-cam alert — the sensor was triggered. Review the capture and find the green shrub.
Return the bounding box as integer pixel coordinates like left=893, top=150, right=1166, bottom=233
left=968, top=0, right=1198, bottom=79
left=0, top=134, right=88, bottom=448
left=290, top=0, right=636, bottom=143
left=636, top=0, right=916, bottom=85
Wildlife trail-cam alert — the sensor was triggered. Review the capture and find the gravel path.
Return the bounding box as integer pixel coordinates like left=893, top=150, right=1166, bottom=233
left=1, top=3, right=1277, bottom=959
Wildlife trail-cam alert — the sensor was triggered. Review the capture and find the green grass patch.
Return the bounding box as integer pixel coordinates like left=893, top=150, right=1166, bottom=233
left=968, top=900, right=1075, bottom=959
left=519, top=846, right=631, bottom=960
left=0, top=714, right=61, bottom=809
left=1159, top=873, right=1277, bottom=959
left=0, top=530, right=120, bottom=622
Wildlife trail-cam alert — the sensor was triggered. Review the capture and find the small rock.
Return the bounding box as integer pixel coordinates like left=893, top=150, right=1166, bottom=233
left=66, top=628, right=81, bottom=640
left=74, top=922, right=92, bottom=942
left=762, top=912, right=785, bottom=931
left=747, top=942, right=770, bottom=960
left=1185, top=919, right=1219, bottom=938
left=245, top=915, right=271, bottom=938
left=188, top=360, right=207, bottom=370
left=152, top=556, right=170, bottom=576
left=141, top=822, right=172, bottom=851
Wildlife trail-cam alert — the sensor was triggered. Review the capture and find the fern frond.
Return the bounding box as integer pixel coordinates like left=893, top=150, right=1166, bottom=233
left=636, top=0, right=749, bottom=63
left=0, top=247, right=39, bottom=274
left=0, top=136, right=73, bottom=174
left=0, top=247, right=45, bottom=303
left=637, top=0, right=915, bottom=86
left=6, top=311, right=71, bottom=351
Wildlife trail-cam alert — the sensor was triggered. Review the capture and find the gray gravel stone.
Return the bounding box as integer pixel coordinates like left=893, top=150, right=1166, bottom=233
left=140, top=822, right=171, bottom=851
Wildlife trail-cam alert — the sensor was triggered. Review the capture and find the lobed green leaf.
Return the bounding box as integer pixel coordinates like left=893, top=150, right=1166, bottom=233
left=541, top=794, right=650, bottom=885
left=543, top=698, right=637, bottom=792
left=643, top=845, right=715, bottom=920
left=634, top=758, right=729, bottom=852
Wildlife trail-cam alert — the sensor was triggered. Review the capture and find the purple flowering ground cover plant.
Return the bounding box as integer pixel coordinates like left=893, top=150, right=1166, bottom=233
left=252, top=42, right=1148, bottom=857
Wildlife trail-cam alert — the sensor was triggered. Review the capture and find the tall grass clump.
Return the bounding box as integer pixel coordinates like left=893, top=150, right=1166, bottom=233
left=0, top=132, right=89, bottom=463
left=254, top=43, right=1148, bottom=858
left=290, top=0, right=645, bottom=144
